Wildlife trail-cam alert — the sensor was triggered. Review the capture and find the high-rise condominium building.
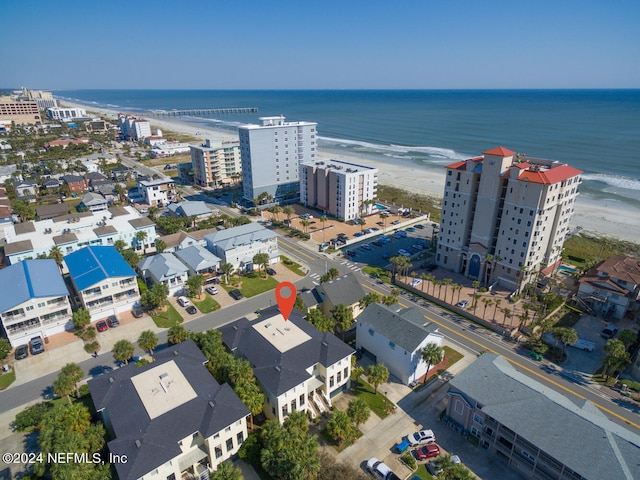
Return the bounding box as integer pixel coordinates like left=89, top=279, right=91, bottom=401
left=300, top=159, right=378, bottom=221
left=190, top=139, right=242, bottom=188
left=436, top=146, right=582, bottom=291
left=0, top=97, right=42, bottom=126
left=118, top=113, right=151, bottom=141
left=239, top=115, right=317, bottom=203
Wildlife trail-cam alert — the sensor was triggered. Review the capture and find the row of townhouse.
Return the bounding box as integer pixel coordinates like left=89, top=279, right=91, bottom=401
left=0, top=245, right=140, bottom=346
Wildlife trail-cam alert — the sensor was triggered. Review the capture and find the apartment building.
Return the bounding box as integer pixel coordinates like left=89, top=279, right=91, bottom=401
left=220, top=306, right=354, bottom=423
left=2, top=206, right=157, bottom=265
left=0, top=259, right=72, bottom=347
left=239, top=115, right=317, bottom=202
left=138, top=177, right=177, bottom=207
left=436, top=147, right=582, bottom=291
left=46, top=107, right=87, bottom=120
left=88, top=340, right=249, bottom=480
left=118, top=113, right=151, bottom=140
left=0, top=97, right=42, bottom=125
left=190, top=139, right=242, bottom=188
left=300, top=159, right=378, bottom=220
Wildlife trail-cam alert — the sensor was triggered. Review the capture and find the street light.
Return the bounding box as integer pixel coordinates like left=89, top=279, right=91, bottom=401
left=384, top=391, right=388, bottom=411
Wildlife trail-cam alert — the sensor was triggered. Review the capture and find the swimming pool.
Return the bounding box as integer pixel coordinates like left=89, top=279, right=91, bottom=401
left=373, top=203, right=388, bottom=210
left=558, top=265, right=578, bottom=274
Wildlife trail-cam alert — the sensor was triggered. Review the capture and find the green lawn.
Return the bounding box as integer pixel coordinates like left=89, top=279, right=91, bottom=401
left=0, top=368, right=16, bottom=390
left=350, top=378, right=391, bottom=419
left=225, top=273, right=279, bottom=298
left=280, top=256, right=305, bottom=276
left=320, top=425, right=363, bottom=453
left=414, top=464, right=434, bottom=479
left=194, top=295, right=221, bottom=314
left=363, top=265, right=391, bottom=282
left=151, top=304, right=183, bottom=328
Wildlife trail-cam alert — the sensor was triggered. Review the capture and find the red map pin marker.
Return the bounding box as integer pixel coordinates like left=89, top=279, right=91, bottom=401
left=275, top=281, right=296, bottom=321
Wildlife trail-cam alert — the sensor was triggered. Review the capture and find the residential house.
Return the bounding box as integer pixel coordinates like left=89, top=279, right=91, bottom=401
left=88, top=340, right=249, bottom=480
left=36, top=203, right=71, bottom=220
left=0, top=259, right=72, bottom=347
left=14, top=179, right=38, bottom=198
left=61, top=174, right=89, bottom=194
left=156, top=230, right=204, bottom=254
left=174, top=245, right=221, bottom=277
left=0, top=164, right=18, bottom=183
left=138, top=177, right=177, bottom=207
left=41, top=177, right=62, bottom=190
left=65, top=246, right=140, bottom=321
left=44, top=137, right=90, bottom=150
left=111, top=165, right=134, bottom=182
left=315, top=272, right=366, bottom=319
left=204, top=223, right=279, bottom=273
left=220, top=306, right=354, bottom=423
left=167, top=200, right=219, bottom=221
left=577, top=255, right=640, bottom=320
left=138, top=253, right=189, bottom=295
left=446, top=353, right=640, bottom=480
left=355, top=303, right=443, bottom=385
left=79, top=192, right=109, bottom=213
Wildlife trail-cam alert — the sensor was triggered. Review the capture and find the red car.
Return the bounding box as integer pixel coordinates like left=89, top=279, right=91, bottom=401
left=96, top=320, right=109, bottom=332
left=413, top=443, right=440, bottom=461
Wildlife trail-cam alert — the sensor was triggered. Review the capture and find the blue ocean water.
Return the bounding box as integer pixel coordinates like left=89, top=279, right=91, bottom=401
left=57, top=89, right=640, bottom=207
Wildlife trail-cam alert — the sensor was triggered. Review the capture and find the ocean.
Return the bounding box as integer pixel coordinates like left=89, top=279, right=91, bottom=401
left=56, top=89, right=640, bottom=208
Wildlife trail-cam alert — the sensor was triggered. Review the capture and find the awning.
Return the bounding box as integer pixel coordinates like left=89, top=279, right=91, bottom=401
left=307, top=376, right=325, bottom=393
left=177, top=445, right=209, bottom=472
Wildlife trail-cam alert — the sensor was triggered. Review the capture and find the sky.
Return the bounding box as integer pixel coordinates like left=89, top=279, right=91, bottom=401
left=1, top=0, right=639, bottom=90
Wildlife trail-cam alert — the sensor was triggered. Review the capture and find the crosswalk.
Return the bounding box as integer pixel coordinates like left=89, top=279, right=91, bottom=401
left=309, top=261, right=361, bottom=284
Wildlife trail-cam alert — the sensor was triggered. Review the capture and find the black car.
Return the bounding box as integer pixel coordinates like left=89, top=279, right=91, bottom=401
left=186, top=305, right=197, bottom=315
left=107, top=315, right=119, bottom=327
left=229, top=289, right=244, bottom=300
left=132, top=307, right=144, bottom=318
left=266, top=267, right=277, bottom=275
left=15, top=344, right=28, bottom=360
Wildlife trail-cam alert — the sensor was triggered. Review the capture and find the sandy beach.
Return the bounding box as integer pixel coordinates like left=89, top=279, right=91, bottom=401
left=65, top=101, right=640, bottom=243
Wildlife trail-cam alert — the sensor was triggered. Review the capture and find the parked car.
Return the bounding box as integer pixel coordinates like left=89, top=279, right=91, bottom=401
left=96, top=320, right=109, bottom=332
left=410, top=278, right=423, bottom=287
left=15, top=344, right=29, bottom=360
left=177, top=296, right=191, bottom=307
left=107, top=315, right=119, bottom=328
left=398, top=249, right=411, bottom=257
left=360, top=244, right=372, bottom=250
left=132, top=307, right=144, bottom=318
left=601, top=325, right=618, bottom=339
left=266, top=267, right=277, bottom=275
left=407, top=429, right=436, bottom=446
left=427, top=461, right=443, bottom=476
left=186, top=305, right=197, bottom=315
left=570, top=338, right=596, bottom=352
left=29, top=336, right=45, bottom=355
left=366, top=458, right=400, bottom=480
left=415, top=224, right=425, bottom=229
left=205, top=276, right=221, bottom=285
left=229, top=289, right=244, bottom=300
left=413, top=443, right=441, bottom=461
left=206, top=285, right=219, bottom=295
left=406, top=227, right=416, bottom=232
left=456, top=300, right=469, bottom=308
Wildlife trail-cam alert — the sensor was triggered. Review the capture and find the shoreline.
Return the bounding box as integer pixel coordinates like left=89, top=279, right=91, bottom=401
left=63, top=100, right=640, bottom=243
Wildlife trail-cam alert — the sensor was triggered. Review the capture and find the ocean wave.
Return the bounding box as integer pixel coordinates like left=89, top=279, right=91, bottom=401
left=319, top=136, right=469, bottom=161
left=582, top=173, right=640, bottom=191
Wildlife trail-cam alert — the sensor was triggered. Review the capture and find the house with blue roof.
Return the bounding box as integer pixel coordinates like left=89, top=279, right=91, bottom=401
left=0, top=259, right=72, bottom=347
left=65, top=246, right=140, bottom=321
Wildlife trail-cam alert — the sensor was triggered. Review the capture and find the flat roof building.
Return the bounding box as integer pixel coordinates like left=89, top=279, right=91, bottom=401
left=190, top=139, right=242, bottom=188
left=0, top=97, right=42, bottom=126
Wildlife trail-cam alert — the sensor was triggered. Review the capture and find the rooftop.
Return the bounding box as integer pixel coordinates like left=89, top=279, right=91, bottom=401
left=252, top=315, right=311, bottom=353
left=65, top=246, right=136, bottom=291
left=0, top=259, right=68, bottom=312
left=315, top=273, right=366, bottom=307
left=302, top=158, right=378, bottom=174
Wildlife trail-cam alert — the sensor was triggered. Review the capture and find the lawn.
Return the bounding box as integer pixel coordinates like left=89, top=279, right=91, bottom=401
left=194, top=295, right=220, bottom=314
left=419, top=346, right=464, bottom=389
left=0, top=368, right=16, bottom=390
left=280, top=256, right=305, bottom=276
left=223, top=273, right=279, bottom=298
left=363, top=265, right=391, bottom=282
left=350, top=377, right=391, bottom=419
left=151, top=304, right=183, bottom=328
left=414, top=464, right=435, bottom=479
left=320, top=425, right=363, bottom=453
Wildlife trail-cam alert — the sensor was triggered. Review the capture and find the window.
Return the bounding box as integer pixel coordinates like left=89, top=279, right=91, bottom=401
left=215, top=446, right=223, bottom=458
left=329, top=376, right=334, bottom=388
left=337, top=372, right=342, bottom=383
left=473, top=413, right=484, bottom=425
left=226, top=438, right=234, bottom=452
left=300, top=393, right=305, bottom=406
left=237, top=432, right=244, bottom=444
left=344, top=367, right=348, bottom=379
left=282, top=405, right=288, bottom=417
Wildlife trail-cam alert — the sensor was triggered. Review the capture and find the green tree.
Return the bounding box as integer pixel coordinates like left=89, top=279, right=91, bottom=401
left=618, top=329, right=637, bottom=349
left=168, top=324, right=190, bottom=345
left=0, top=338, right=12, bottom=361
left=138, top=330, right=158, bottom=356
left=332, top=304, right=353, bottom=340
left=112, top=339, right=135, bottom=364
left=381, top=294, right=398, bottom=306
left=602, top=339, right=631, bottom=380
left=366, top=363, right=389, bottom=394
left=326, top=410, right=356, bottom=446
left=551, top=327, right=578, bottom=359
left=327, top=267, right=340, bottom=280
left=121, top=248, right=140, bottom=268
left=48, top=246, right=64, bottom=270
left=52, top=373, right=75, bottom=404
left=135, top=230, right=148, bottom=250
left=420, top=342, right=444, bottom=384
left=294, top=295, right=306, bottom=313
left=228, top=358, right=255, bottom=387
left=155, top=238, right=167, bottom=253
left=299, top=219, right=310, bottom=234
left=220, top=262, right=234, bottom=283
left=306, top=308, right=334, bottom=333
left=186, top=274, right=205, bottom=298
left=352, top=365, right=364, bottom=388
left=270, top=205, right=282, bottom=221
left=346, top=397, right=370, bottom=427
left=211, top=460, right=243, bottom=480
left=282, top=205, right=294, bottom=225
left=359, top=292, right=380, bottom=310
left=61, top=363, right=84, bottom=398
left=235, top=381, right=264, bottom=430
left=253, top=252, right=270, bottom=277
left=114, top=239, right=126, bottom=253
left=141, top=282, right=169, bottom=310
left=72, top=308, right=91, bottom=330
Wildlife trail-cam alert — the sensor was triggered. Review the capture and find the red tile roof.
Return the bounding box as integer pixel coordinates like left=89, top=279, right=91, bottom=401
left=483, top=146, right=516, bottom=157
left=445, top=160, right=467, bottom=170
left=518, top=165, right=583, bottom=185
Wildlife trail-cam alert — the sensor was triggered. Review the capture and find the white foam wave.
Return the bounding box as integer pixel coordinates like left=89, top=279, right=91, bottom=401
left=582, top=173, right=640, bottom=191
left=319, top=136, right=469, bottom=161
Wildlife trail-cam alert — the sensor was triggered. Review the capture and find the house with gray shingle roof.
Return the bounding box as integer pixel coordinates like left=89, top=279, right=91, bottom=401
left=219, top=306, right=354, bottom=424
left=88, top=340, right=249, bottom=480
left=79, top=192, right=108, bottom=212
left=447, top=353, right=640, bottom=480
left=167, top=200, right=218, bottom=220
left=174, top=245, right=221, bottom=276
left=356, top=303, right=442, bottom=385
left=315, top=272, right=366, bottom=319
left=204, top=223, right=279, bottom=273
left=138, top=253, right=189, bottom=295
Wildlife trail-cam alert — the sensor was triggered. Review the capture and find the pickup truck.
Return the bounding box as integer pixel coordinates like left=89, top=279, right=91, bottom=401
left=570, top=338, right=596, bottom=352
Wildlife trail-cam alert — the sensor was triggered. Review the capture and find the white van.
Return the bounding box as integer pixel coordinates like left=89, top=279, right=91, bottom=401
left=177, top=296, right=190, bottom=307
left=570, top=338, right=595, bottom=352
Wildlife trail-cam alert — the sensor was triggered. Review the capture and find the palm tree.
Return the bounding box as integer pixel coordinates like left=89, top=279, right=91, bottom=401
left=52, top=373, right=75, bottom=405
left=282, top=205, right=294, bottom=225
left=168, top=324, right=190, bottom=345
left=552, top=327, right=578, bottom=360
left=484, top=254, right=494, bottom=286
left=112, top=339, right=135, bottom=364
left=270, top=205, right=282, bottom=221
left=228, top=359, right=254, bottom=387
left=138, top=330, right=158, bottom=356
left=359, top=292, right=380, bottom=310
left=220, top=262, right=234, bottom=283
left=300, top=219, right=310, bottom=234
left=347, top=397, right=370, bottom=427
left=492, top=299, right=502, bottom=322
left=472, top=293, right=481, bottom=314
left=135, top=230, right=148, bottom=252
left=49, top=246, right=64, bottom=271
left=365, top=363, right=389, bottom=394
left=320, top=215, right=328, bottom=243
left=419, top=273, right=428, bottom=291
left=327, top=411, right=356, bottom=446
left=234, top=381, right=264, bottom=430
left=421, top=343, right=444, bottom=384
left=252, top=252, right=269, bottom=277
left=332, top=304, right=354, bottom=340
left=61, top=363, right=84, bottom=399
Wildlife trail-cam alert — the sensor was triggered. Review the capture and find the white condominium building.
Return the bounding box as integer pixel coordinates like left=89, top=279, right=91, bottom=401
left=436, top=146, right=582, bottom=291
left=190, top=139, right=242, bottom=188
left=300, top=159, right=378, bottom=221
left=46, top=107, right=87, bottom=120
left=239, top=115, right=317, bottom=202
left=138, top=177, right=177, bottom=207
left=118, top=113, right=152, bottom=140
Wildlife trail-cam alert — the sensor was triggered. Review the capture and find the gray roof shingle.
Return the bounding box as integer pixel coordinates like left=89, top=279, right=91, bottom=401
left=315, top=273, right=366, bottom=307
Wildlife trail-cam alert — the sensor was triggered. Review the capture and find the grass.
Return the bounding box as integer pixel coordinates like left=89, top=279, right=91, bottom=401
left=350, top=378, right=391, bottom=419
left=553, top=307, right=581, bottom=329
left=141, top=152, right=191, bottom=167
left=193, top=295, right=221, bottom=314
left=151, top=304, right=183, bottom=328
left=320, top=426, right=363, bottom=453
left=0, top=368, right=16, bottom=390
left=280, top=255, right=305, bottom=276
left=363, top=265, right=391, bottom=282
left=414, top=464, right=435, bottom=479
left=563, top=233, right=640, bottom=267
left=417, top=346, right=464, bottom=389
left=377, top=184, right=442, bottom=222
left=238, top=273, right=279, bottom=298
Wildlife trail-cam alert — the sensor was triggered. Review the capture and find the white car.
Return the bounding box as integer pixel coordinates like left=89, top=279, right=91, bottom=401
left=410, top=278, right=423, bottom=287
left=407, top=429, right=436, bottom=446
left=206, top=285, right=219, bottom=295
left=456, top=300, right=469, bottom=308
left=177, top=296, right=191, bottom=307
left=398, top=249, right=411, bottom=257
left=366, top=458, right=399, bottom=480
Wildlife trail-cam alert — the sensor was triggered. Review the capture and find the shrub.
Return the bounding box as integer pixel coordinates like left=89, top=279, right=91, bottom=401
left=78, top=384, right=90, bottom=397
left=400, top=452, right=416, bottom=470
left=84, top=341, right=100, bottom=354
left=15, top=403, right=51, bottom=431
